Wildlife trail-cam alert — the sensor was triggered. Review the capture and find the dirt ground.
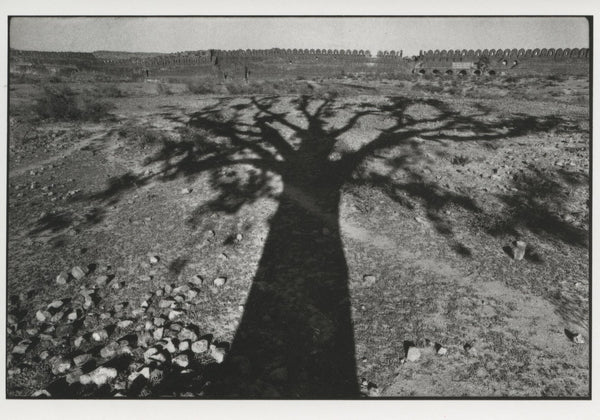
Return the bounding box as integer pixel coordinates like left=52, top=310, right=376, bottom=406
left=6, top=74, right=590, bottom=397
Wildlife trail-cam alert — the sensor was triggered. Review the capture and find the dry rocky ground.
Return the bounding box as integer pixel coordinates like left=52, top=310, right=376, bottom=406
left=6, top=74, right=590, bottom=398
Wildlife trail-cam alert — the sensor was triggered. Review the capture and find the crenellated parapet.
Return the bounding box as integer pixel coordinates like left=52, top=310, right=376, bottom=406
left=9, top=45, right=590, bottom=79
left=419, top=47, right=589, bottom=61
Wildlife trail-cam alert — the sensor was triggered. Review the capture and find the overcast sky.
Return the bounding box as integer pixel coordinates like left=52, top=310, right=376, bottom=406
left=10, top=17, right=590, bottom=56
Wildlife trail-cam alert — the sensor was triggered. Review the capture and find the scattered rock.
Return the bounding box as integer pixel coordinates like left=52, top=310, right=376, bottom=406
left=50, top=311, right=65, bottom=323
left=95, top=275, right=109, bottom=287
left=178, top=340, right=190, bottom=352
left=185, top=289, right=198, bottom=300
left=24, top=327, right=38, bottom=337
left=190, top=275, right=203, bottom=286
left=191, top=340, right=209, bottom=354
left=131, top=308, right=145, bottom=317
left=573, top=333, right=585, bottom=344
left=31, top=390, right=51, bottom=398
left=149, top=351, right=167, bottom=364
left=178, top=328, right=198, bottom=342
left=210, top=344, right=227, bottom=363
left=47, top=299, right=64, bottom=310
left=436, top=346, right=448, bottom=356
left=73, top=336, right=85, bottom=348
left=159, top=299, right=176, bottom=309
left=173, top=284, right=190, bottom=295
left=66, top=368, right=84, bottom=385
left=12, top=340, right=32, bottom=355
left=161, top=338, right=177, bottom=354
left=140, top=275, right=152, bottom=282
left=464, top=343, right=478, bottom=356
left=138, top=332, right=153, bottom=348
left=35, top=310, right=49, bottom=322
left=118, top=345, right=133, bottom=356
left=100, top=342, right=119, bottom=359
left=73, top=353, right=92, bottom=367
left=168, top=310, right=183, bottom=321
left=236, top=233, right=243, bottom=242
left=169, top=323, right=183, bottom=332
left=56, top=272, right=69, bottom=285
left=7, top=314, right=18, bottom=327
left=181, top=188, right=192, bottom=194
left=173, top=354, right=189, bottom=368
left=117, top=320, right=133, bottom=329
left=362, top=274, right=376, bottom=286
left=213, top=277, right=227, bottom=287
left=51, top=357, right=71, bottom=375
left=92, top=329, right=109, bottom=342
left=153, top=328, right=164, bottom=340
left=406, top=347, right=421, bottom=362
left=149, top=256, right=160, bottom=264
left=143, top=347, right=159, bottom=364
left=39, top=350, right=50, bottom=360
left=67, top=310, right=80, bottom=322
left=513, top=241, right=527, bottom=261
left=71, top=266, right=88, bottom=280
left=79, top=366, right=117, bottom=386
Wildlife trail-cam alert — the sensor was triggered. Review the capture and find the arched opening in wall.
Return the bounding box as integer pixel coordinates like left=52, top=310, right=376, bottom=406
left=501, top=59, right=508, bottom=66
left=511, top=60, right=519, bottom=68
left=418, top=69, right=426, bottom=75
left=473, top=69, right=481, bottom=76
left=487, top=70, right=496, bottom=76
left=445, top=69, right=453, bottom=75
left=458, top=70, right=467, bottom=76
left=432, top=69, right=440, bottom=75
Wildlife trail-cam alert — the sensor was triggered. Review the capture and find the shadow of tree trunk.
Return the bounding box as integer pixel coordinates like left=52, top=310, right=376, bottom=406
left=207, top=160, right=358, bottom=397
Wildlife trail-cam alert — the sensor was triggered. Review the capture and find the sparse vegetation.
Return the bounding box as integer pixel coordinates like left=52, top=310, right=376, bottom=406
left=34, top=85, right=115, bottom=121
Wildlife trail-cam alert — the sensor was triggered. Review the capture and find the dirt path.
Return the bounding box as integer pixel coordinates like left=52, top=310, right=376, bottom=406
left=9, top=130, right=109, bottom=178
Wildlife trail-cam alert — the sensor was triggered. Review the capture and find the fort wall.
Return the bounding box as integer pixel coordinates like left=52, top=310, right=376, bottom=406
left=9, top=47, right=590, bottom=80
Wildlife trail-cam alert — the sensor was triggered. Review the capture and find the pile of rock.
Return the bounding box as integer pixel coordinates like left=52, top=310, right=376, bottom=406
left=7, top=261, right=228, bottom=398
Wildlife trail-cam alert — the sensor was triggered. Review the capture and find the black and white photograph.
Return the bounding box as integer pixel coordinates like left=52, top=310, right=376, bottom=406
left=1, top=2, right=594, bottom=413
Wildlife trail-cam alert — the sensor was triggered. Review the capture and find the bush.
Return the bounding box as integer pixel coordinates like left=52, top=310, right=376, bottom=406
left=450, top=154, right=470, bottom=165
left=35, top=85, right=114, bottom=121
left=156, top=83, right=173, bottom=95
left=97, top=83, right=124, bottom=98
left=117, top=124, right=168, bottom=147
left=187, top=80, right=219, bottom=94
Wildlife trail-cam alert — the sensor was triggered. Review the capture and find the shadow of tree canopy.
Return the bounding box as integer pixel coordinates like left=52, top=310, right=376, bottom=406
left=86, top=93, right=583, bottom=397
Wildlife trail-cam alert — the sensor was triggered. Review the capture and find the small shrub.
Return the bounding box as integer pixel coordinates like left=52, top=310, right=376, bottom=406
left=187, top=80, right=218, bottom=94
left=117, top=124, right=168, bottom=147
left=156, top=83, right=173, bottom=95
left=450, top=154, right=470, bottom=165
left=97, top=83, right=124, bottom=98
left=35, top=85, right=114, bottom=121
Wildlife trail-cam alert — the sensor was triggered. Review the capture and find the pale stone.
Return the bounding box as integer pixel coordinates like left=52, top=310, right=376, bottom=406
left=406, top=347, right=421, bottom=362
left=213, top=277, right=227, bottom=287
left=79, top=367, right=117, bottom=386
left=191, top=340, right=208, bottom=354
left=71, top=266, right=88, bottom=280
left=56, top=272, right=69, bottom=285
left=173, top=354, right=189, bottom=368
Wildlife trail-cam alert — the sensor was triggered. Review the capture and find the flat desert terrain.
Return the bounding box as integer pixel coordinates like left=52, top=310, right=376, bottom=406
left=7, top=74, right=590, bottom=397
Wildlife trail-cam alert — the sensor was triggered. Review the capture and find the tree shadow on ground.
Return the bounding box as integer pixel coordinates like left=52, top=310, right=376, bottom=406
left=85, top=93, right=580, bottom=397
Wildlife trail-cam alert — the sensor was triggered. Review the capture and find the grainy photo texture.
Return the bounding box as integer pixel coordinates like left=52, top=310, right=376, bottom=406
left=6, top=16, right=590, bottom=398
